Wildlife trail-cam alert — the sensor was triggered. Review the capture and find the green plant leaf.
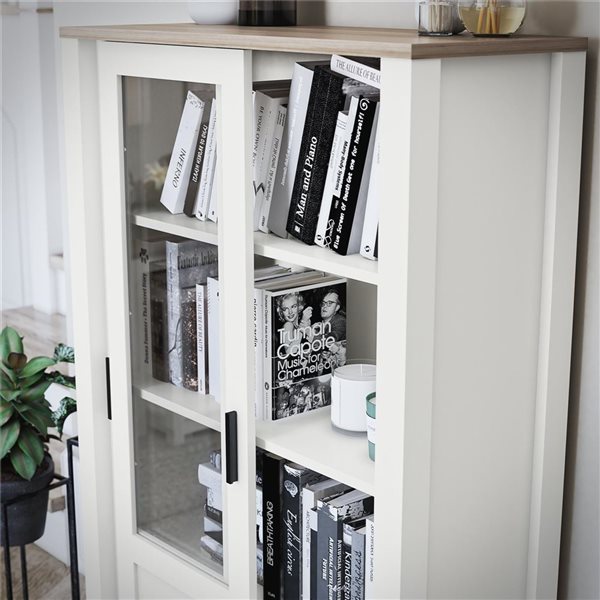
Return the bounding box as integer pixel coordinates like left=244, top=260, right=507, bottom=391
left=9, top=445, right=37, bottom=481
left=53, top=344, right=75, bottom=364
left=0, top=327, right=24, bottom=363
left=7, top=352, right=27, bottom=370
left=18, top=371, right=46, bottom=390
left=17, top=426, right=44, bottom=465
left=0, top=400, right=14, bottom=426
left=0, top=362, right=17, bottom=386
left=0, top=419, right=20, bottom=459
left=21, top=380, right=52, bottom=403
left=0, top=389, right=20, bottom=402
left=19, top=356, right=56, bottom=379
left=12, top=401, right=31, bottom=414
left=46, top=371, right=76, bottom=389
left=19, top=407, right=51, bottom=437
left=52, top=396, right=77, bottom=436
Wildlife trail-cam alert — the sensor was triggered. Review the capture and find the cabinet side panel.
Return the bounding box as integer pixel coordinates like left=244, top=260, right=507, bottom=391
left=136, top=565, right=192, bottom=599
left=428, top=54, right=551, bottom=599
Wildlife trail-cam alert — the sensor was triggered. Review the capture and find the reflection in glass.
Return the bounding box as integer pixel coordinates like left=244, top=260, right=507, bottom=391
left=133, top=395, right=224, bottom=573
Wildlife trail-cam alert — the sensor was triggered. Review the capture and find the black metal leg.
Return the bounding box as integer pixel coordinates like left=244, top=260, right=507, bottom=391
left=2, top=503, right=13, bottom=600
left=19, top=545, right=28, bottom=600
left=66, top=437, right=80, bottom=600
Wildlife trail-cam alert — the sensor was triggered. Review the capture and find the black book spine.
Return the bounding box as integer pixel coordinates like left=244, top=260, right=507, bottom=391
left=183, top=120, right=209, bottom=217
left=282, top=469, right=304, bottom=600
left=205, top=503, right=223, bottom=525
left=287, top=67, right=345, bottom=244
left=263, top=454, right=284, bottom=600
left=330, top=98, right=377, bottom=256
left=150, top=268, right=169, bottom=382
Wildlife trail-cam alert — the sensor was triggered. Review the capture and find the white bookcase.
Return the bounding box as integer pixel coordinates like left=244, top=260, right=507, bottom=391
left=60, top=25, right=586, bottom=600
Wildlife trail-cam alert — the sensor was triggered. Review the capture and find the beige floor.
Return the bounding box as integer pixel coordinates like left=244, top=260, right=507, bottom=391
left=1, top=307, right=85, bottom=600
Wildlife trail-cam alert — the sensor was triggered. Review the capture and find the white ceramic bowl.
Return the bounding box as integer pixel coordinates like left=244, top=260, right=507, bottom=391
left=188, top=0, right=238, bottom=25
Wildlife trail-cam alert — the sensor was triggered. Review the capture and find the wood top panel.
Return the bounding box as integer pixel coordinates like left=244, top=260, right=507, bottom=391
left=60, top=24, right=587, bottom=59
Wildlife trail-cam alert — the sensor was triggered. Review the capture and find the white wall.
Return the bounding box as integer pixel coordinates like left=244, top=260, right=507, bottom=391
left=5, top=1, right=596, bottom=597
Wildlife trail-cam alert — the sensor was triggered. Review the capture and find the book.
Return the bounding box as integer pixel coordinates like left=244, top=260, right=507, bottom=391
left=269, top=61, right=328, bottom=239
left=149, top=264, right=169, bottom=382
left=255, top=270, right=322, bottom=420
left=281, top=464, right=324, bottom=600
left=364, top=516, right=375, bottom=600
left=206, top=276, right=220, bottom=401
left=263, top=276, right=347, bottom=421
left=317, top=491, right=374, bottom=600
left=286, top=66, right=347, bottom=244
left=183, top=86, right=215, bottom=217
left=165, top=240, right=218, bottom=390
left=302, top=479, right=351, bottom=600
left=200, top=534, right=223, bottom=564
left=196, top=283, right=209, bottom=393
left=160, top=90, right=205, bottom=214
left=348, top=522, right=367, bottom=600
left=259, top=104, right=288, bottom=233
left=198, top=461, right=223, bottom=511
left=253, top=83, right=290, bottom=231
left=207, top=160, right=219, bottom=223
left=359, top=121, right=380, bottom=261
left=329, top=99, right=379, bottom=256
left=314, top=109, right=350, bottom=247
left=329, top=55, right=381, bottom=90
left=132, top=235, right=169, bottom=380
left=181, top=286, right=198, bottom=391
left=195, top=99, right=218, bottom=221
left=262, top=452, right=285, bottom=600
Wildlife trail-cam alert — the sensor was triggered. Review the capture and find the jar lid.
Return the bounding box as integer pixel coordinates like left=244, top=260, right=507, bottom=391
left=333, top=363, right=376, bottom=382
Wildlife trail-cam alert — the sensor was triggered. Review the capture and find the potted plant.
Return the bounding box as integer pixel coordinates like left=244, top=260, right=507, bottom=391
left=0, top=326, right=76, bottom=547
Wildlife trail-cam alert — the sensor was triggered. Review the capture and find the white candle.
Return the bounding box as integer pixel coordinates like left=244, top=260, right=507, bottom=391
left=330, top=363, right=376, bottom=432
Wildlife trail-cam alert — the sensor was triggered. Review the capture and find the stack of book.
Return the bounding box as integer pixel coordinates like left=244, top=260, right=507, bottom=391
left=158, top=55, right=380, bottom=260
left=260, top=450, right=375, bottom=600
left=134, top=236, right=218, bottom=392
left=198, top=448, right=265, bottom=582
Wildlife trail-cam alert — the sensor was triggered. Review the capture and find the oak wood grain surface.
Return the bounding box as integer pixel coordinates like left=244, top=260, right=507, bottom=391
left=59, top=24, right=587, bottom=59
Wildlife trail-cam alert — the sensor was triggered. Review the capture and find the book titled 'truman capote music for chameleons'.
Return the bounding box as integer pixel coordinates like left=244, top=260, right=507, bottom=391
left=263, top=275, right=347, bottom=421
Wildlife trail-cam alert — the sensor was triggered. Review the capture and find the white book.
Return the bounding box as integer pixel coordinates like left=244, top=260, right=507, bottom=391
left=204, top=515, right=222, bottom=533
left=160, top=91, right=205, bottom=214
left=365, top=515, right=375, bottom=600
left=258, top=104, right=287, bottom=233
left=206, top=276, right=220, bottom=402
left=195, top=99, right=218, bottom=221
left=360, top=120, right=380, bottom=261
left=330, top=54, right=381, bottom=89
left=198, top=462, right=223, bottom=511
left=268, top=62, right=325, bottom=238
left=207, top=154, right=219, bottom=223
left=196, top=283, right=208, bottom=394
left=253, top=89, right=288, bottom=231
left=314, top=111, right=348, bottom=247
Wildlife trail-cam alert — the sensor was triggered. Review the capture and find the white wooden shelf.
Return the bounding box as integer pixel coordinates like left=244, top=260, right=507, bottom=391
left=133, top=210, right=218, bottom=245
left=133, top=210, right=378, bottom=284
left=256, top=407, right=375, bottom=496
left=136, top=378, right=221, bottom=431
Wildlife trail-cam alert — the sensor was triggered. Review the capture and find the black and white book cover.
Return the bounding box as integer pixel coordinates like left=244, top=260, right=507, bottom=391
left=329, top=99, right=379, bottom=256
left=286, top=66, right=346, bottom=244
left=329, top=55, right=381, bottom=90
left=160, top=90, right=205, bottom=214
left=318, top=491, right=374, bottom=600
left=281, top=464, right=324, bottom=600
left=166, top=240, right=218, bottom=390
left=263, top=277, right=347, bottom=421
left=262, top=452, right=285, bottom=600
left=359, top=120, right=380, bottom=261
left=348, top=522, right=367, bottom=600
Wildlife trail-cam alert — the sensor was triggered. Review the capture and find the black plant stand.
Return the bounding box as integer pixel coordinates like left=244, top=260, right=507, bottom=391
left=2, top=437, right=80, bottom=600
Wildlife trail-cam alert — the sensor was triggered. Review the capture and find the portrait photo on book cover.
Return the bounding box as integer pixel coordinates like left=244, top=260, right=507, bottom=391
left=270, top=281, right=347, bottom=419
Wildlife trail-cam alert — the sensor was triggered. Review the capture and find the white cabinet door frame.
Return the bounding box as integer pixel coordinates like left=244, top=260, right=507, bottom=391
left=97, top=41, right=256, bottom=600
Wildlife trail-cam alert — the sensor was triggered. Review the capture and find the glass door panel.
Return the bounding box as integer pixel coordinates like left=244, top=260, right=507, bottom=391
left=122, top=75, right=224, bottom=578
